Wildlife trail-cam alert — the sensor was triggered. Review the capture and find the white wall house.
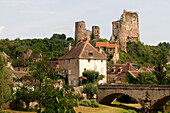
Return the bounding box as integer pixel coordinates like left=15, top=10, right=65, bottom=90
left=59, top=41, right=107, bottom=86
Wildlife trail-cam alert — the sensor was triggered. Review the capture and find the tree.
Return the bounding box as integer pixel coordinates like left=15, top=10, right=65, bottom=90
left=67, top=37, right=74, bottom=42
left=153, top=63, right=167, bottom=84
left=82, top=70, right=104, bottom=84
left=0, top=52, right=12, bottom=109
left=15, top=86, right=35, bottom=111
left=136, top=72, right=157, bottom=84
left=51, top=34, right=66, bottom=40
left=82, top=83, right=98, bottom=99
left=126, top=71, right=157, bottom=84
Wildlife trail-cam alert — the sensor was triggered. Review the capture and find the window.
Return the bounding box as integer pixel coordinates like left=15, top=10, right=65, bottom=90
left=74, top=80, right=76, bottom=86
left=69, top=80, right=71, bottom=86
left=110, top=48, right=112, bottom=51
left=68, top=60, right=70, bottom=63
left=133, top=16, right=136, bottom=21
left=63, top=60, right=65, bottom=63
left=88, top=59, right=91, bottom=63
left=101, top=60, right=103, bottom=63
left=84, top=68, right=86, bottom=71
left=80, top=26, right=81, bottom=28
left=68, top=70, right=71, bottom=75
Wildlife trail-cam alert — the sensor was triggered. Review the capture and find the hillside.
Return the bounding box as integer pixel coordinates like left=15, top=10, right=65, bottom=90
left=117, top=41, right=170, bottom=68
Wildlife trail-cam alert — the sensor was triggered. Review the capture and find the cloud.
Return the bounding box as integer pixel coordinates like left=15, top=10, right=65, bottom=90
left=20, top=10, right=56, bottom=15
left=0, top=26, right=5, bottom=34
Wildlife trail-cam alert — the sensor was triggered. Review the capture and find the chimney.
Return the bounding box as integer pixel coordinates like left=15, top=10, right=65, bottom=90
left=68, top=43, right=72, bottom=51
left=127, top=63, right=130, bottom=71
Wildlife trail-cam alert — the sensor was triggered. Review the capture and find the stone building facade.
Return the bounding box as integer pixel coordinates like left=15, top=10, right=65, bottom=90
left=110, top=10, right=140, bottom=52
left=75, top=21, right=100, bottom=41
left=59, top=41, right=107, bottom=86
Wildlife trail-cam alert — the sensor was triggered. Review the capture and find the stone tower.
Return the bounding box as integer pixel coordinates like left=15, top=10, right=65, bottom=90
left=75, top=21, right=87, bottom=41
left=92, top=26, right=100, bottom=39
left=111, top=10, right=140, bottom=52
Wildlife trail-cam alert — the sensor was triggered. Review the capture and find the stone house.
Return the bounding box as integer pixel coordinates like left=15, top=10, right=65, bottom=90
left=59, top=41, right=107, bottom=86
left=95, top=42, right=119, bottom=63
left=107, top=63, right=138, bottom=84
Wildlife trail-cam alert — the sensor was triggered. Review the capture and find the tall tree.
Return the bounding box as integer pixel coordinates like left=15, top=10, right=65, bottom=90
left=153, top=63, right=167, bottom=84
left=0, top=52, right=12, bottom=109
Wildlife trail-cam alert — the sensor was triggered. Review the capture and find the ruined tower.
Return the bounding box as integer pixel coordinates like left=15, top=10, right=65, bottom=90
left=75, top=21, right=87, bottom=41
left=111, top=10, right=140, bottom=52
left=92, top=26, right=100, bottom=39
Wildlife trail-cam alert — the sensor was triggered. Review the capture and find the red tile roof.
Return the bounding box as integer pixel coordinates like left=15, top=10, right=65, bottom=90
left=95, top=42, right=116, bottom=48
left=95, top=42, right=108, bottom=47
left=107, top=44, right=116, bottom=48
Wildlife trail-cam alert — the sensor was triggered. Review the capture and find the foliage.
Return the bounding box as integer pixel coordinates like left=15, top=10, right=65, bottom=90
left=43, top=89, right=76, bottom=113
left=82, top=70, right=104, bottom=84
left=116, top=94, right=138, bottom=103
left=97, top=38, right=108, bottom=42
left=9, top=100, right=24, bottom=110
left=90, top=100, right=99, bottom=107
left=79, top=99, right=99, bottom=107
left=80, top=99, right=91, bottom=107
left=118, top=41, right=169, bottom=67
left=153, top=63, right=167, bottom=84
left=0, top=33, right=72, bottom=63
left=126, top=72, right=157, bottom=84
left=82, top=83, right=98, bottom=99
left=15, top=86, right=35, bottom=111
left=0, top=52, right=12, bottom=109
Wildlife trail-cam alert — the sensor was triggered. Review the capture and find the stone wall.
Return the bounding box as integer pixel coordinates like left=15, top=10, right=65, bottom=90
left=111, top=10, right=140, bottom=52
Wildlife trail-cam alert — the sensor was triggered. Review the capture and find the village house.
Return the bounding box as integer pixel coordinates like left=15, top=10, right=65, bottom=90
left=95, top=42, right=119, bottom=63
left=107, top=63, right=138, bottom=84
left=59, top=41, right=107, bottom=86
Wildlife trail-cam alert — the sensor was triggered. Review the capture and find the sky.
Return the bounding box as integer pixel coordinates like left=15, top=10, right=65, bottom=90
left=0, top=0, right=170, bottom=45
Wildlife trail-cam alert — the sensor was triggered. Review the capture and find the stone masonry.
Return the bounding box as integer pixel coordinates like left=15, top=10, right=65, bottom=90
left=75, top=21, right=100, bottom=41
left=110, top=10, right=140, bottom=52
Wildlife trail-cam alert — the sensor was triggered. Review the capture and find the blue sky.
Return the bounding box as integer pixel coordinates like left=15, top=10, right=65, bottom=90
left=0, top=0, right=170, bottom=45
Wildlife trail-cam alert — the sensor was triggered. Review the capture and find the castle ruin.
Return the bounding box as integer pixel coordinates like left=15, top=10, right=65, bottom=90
left=110, top=10, right=140, bottom=52
left=75, top=10, right=140, bottom=52
left=75, top=21, right=100, bottom=41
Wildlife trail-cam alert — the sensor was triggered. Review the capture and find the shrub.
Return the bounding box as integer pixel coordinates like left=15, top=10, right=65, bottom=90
left=9, top=100, right=24, bottom=110
left=90, top=100, right=99, bottom=107
left=80, top=100, right=91, bottom=107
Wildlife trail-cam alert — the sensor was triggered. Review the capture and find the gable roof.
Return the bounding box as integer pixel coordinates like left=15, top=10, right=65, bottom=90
left=59, top=41, right=107, bottom=60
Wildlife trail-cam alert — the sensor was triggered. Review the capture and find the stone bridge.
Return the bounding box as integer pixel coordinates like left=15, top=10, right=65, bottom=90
left=97, top=84, right=170, bottom=113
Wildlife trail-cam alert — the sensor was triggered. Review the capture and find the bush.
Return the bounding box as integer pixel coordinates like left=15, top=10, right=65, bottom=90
left=9, top=100, right=24, bottom=110
left=80, top=100, right=91, bottom=107
left=80, top=99, right=99, bottom=107
left=123, top=110, right=137, bottom=113
left=90, top=100, right=99, bottom=107
left=67, top=99, right=79, bottom=107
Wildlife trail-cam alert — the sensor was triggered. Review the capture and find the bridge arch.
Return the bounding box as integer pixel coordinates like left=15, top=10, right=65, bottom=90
left=98, top=92, right=139, bottom=105
left=151, top=95, right=170, bottom=111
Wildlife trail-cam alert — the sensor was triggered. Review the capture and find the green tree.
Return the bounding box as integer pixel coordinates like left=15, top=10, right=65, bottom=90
left=136, top=72, right=157, bottom=84
left=82, top=83, right=98, bottom=99
left=126, top=71, right=157, bottom=84
left=82, top=70, right=104, bottom=84
left=15, top=86, right=35, bottom=111
left=0, top=52, right=12, bottom=109
left=153, top=63, right=167, bottom=84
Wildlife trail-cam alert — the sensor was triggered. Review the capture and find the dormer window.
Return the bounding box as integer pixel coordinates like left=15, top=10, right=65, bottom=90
left=88, top=51, right=93, bottom=57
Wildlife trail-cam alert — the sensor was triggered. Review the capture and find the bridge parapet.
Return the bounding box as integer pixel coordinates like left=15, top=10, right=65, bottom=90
left=97, top=84, right=170, bottom=113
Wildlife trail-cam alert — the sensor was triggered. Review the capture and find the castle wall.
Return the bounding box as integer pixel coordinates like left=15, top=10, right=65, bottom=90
left=92, top=26, right=100, bottom=39
left=75, top=21, right=87, bottom=41
left=111, top=10, right=140, bottom=52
